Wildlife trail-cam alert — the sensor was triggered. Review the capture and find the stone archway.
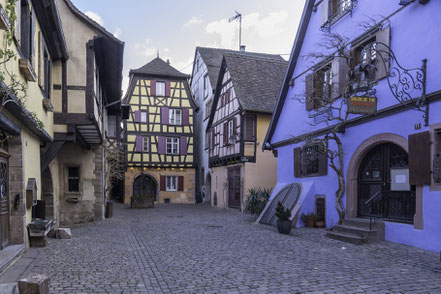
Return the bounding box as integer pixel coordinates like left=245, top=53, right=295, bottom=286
left=346, top=133, right=423, bottom=229
left=131, top=173, right=157, bottom=208
left=42, top=168, right=54, bottom=219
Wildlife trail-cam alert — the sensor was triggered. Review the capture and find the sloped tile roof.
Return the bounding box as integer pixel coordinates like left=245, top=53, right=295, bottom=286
left=130, top=57, right=189, bottom=78
left=197, top=46, right=285, bottom=90
left=224, top=52, right=288, bottom=113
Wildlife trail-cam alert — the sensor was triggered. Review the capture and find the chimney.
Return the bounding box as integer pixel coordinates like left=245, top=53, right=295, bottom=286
left=240, top=45, right=246, bottom=52
left=167, top=59, right=170, bottom=65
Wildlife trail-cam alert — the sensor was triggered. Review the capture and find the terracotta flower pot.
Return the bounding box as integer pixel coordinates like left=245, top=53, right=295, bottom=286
left=306, top=219, right=315, bottom=227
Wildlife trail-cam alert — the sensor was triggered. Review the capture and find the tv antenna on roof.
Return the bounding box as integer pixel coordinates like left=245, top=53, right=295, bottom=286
left=229, top=11, right=243, bottom=50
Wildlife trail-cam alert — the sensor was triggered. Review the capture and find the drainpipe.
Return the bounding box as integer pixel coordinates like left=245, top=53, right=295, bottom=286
left=101, top=145, right=105, bottom=220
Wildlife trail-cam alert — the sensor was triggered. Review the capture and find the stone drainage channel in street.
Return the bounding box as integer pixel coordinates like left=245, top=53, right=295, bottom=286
left=0, top=203, right=440, bottom=294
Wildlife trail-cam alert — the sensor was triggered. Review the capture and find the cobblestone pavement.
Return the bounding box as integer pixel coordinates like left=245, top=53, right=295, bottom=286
left=2, top=203, right=441, bottom=294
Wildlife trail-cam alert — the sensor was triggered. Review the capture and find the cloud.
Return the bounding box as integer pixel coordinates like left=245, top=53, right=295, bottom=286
left=134, top=38, right=157, bottom=58
left=205, top=10, right=291, bottom=50
left=113, top=27, right=122, bottom=38
left=184, top=16, right=202, bottom=27
left=85, top=11, right=104, bottom=26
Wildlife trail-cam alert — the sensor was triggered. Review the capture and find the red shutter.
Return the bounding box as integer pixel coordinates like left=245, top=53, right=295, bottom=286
left=318, top=146, right=328, bottom=176
left=160, top=176, right=166, bottom=191
left=161, top=107, right=169, bottom=124
left=178, top=176, right=184, bottom=191
left=294, top=147, right=302, bottom=178
left=180, top=137, right=188, bottom=155
left=182, top=109, right=190, bottom=126
left=165, top=81, right=171, bottom=97
left=134, top=110, right=140, bottom=122
left=409, top=131, right=431, bottom=185
left=158, top=136, right=166, bottom=154
left=305, top=74, right=314, bottom=111
left=226, top=89, right=231, bottom=103
left=244, top=115, right=256, bottom=141
left=223, top=123, right=228, bottom=145
left=150, top=80, right=156, bottom=96
left=233, top=117, right=237, bottom=135
left=211, top=129, right=215, bottom=149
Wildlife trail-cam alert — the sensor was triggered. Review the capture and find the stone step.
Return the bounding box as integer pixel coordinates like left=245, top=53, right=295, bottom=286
left=342, top=218, right=375, bottom=229
left=325, top=231, right=368, bottom=245
left=333, top=224, right=377, bottom=238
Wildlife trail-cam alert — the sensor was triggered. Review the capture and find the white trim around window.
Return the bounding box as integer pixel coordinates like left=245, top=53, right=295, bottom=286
left=166, top=137, right=179, bottom=154
left=169, top=109, right=182, bottom=125
left=156, top=81, right=166, bottom=96
left=166, top=176, right=178, bottom=191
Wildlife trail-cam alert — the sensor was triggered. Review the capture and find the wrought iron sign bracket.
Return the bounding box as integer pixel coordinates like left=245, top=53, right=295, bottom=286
left=377, top=42, right=428, bottom=125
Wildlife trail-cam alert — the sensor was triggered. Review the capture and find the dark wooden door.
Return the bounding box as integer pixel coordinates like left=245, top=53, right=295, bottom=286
left=132, top=175, right=156, bottom=208
left=358, top=143, right=416, bottom=223
left=228, top=167, right=241, bottom=209
left=0, top=157, right=9, bottom=249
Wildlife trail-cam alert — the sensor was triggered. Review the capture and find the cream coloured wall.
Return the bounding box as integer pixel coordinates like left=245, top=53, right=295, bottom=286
left=242, top=114, right=277, bottom=207
left=210, top=165, right=233, bottom=209
left=48, top=159, right=60, bottom=222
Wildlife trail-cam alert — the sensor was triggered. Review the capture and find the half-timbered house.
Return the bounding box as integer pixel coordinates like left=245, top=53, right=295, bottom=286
left=206, top=52, right=287, bottom=210
left=124, top=57, right=196, bottom=207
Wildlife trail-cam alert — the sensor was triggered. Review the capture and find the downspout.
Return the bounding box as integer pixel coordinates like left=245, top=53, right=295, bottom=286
left=101, top=144, right=105, bottom=220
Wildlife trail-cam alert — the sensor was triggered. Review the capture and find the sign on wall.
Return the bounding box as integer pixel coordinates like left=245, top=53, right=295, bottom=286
left=347, top=97, right=377, bottom=115
left=390, top=168, right=411, bottom=191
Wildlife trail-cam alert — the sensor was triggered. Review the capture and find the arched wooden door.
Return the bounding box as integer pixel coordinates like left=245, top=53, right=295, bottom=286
left=357, top=143, right=416, bottom=223
left=131, top=175, right=156, bottom=208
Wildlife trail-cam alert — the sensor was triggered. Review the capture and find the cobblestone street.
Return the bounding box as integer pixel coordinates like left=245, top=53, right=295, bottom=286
left=1, top=203, right=441, bottom=294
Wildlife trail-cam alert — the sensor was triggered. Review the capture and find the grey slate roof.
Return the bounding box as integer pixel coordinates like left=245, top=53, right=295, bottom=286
left=197, top=47, right=285, bottom=90
left=223, top=52, right=288, bottom=113
left=130, top=57, right=189, bottom=79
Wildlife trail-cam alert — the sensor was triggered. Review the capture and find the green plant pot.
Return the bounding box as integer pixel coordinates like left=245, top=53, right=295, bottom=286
left=277, top=220, right=292, bottom=234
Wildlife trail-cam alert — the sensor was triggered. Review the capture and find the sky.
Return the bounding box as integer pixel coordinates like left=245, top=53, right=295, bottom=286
left=71, top=0, right=306, bottom=93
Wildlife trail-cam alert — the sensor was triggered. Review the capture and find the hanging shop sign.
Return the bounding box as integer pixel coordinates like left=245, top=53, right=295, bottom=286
left=347, top=96, right=377, bottom=115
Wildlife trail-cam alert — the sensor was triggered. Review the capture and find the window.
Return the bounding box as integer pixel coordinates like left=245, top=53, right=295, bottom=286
left=156, top=81, right=166, bottom=96
left=169, top=109, right=182, bottom=125
left=20, top=0, right=33, bottom=62
left=302, top=145, right=320, bottom=176
left=360, top=41, right=377, bottom=65
left=107, top=115, right=117, bottom=137
left=141, top=111, right=147, bottom=123
left=166, top=176, right=178, bottom=191
left=142, top=137, right=149, bottom=152
left=244, top=115, right=256, bottom=141
left=205, top=100, right=212, bottom=119
left=228, top=120, right=234, bottom=143
left=329, top=0, right=353, bottom=21
left=306, top=64, right=333, bottom=110
left=67, top=167, right=80, bottom=193
left=166, top=137, right=179, bottom=154
left=434, top=130, right=441, bottom=183
left=203, top=74, right=210, bottom=98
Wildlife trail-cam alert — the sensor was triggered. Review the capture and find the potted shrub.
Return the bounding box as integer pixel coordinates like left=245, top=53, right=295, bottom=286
left=301, top=212, right=317, bottom=228
left=275, top=201, right=292, bottom=234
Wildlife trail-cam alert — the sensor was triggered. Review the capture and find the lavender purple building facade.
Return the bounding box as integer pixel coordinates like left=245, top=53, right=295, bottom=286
left=264, top=0, right=441, bottom=251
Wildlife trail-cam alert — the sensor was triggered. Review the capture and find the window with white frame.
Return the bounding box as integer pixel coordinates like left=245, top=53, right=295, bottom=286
left=166, top=137, right=179, bottom=154
left=169, top=109, right=182, bottom=125
left=156, top=81, right=166, bottom=96
left=228, top=120, right=234, bottom=142
left=141, top=111, right=147, bottom=122
left=166, top=176, right=178, bottom=191
left=142, top=137, right=149, bottom=152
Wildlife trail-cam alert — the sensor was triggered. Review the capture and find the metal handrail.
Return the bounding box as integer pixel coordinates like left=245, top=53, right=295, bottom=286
left=365, top=191, right=383, bottom=230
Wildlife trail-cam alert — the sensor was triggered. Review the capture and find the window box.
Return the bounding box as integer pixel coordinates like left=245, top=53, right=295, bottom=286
left=0, top=5, right=10, bottom=31
left=19, top=58, right=37, bottom=82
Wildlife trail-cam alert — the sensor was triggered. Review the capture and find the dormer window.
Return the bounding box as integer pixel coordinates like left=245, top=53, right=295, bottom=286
left=156, top=81, right=166, bottom=96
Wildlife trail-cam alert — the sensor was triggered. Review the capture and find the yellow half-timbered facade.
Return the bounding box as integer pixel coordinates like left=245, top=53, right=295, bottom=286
left=124, top=57, right=196, bottom=206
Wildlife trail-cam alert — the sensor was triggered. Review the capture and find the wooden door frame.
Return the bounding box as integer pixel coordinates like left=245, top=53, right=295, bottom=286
left=227, top=165, right=241, bottom=209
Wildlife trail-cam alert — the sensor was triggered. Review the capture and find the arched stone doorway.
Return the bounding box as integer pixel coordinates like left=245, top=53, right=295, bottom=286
left=42, top=168, right=54, bottom=219
left=131, top=174, right=157, bottom=208
left=204, top=174, right=211, bottom=203
left=346, top=133, right=422, bottom=227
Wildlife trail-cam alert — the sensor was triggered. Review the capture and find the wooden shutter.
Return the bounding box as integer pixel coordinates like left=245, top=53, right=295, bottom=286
left=157, top=136, right=166, bottom=154
left=30, top=10, right=35, bottom=67
left=15, top=0, right=21, bottom=44
left=375, top=26, right=391, bottom=81
left=321, top=0, right=329, bottom=25
left=244, top=115, right=256, bottom=141
left=21, top=1, right=30, bottom=58
left=180, top=137, right=187, bottom=155
left=134, top=110, right=140, bottom=122
left=305, top=73, right=314, bottom=111
left=161, top=107, right=169, bottom=124
left=211, top=129, right=215, bottom=149
left=233, top=117, right=237, bottom=135
left=318, top=147, right=328, bottom=176
left=160, top=176, right=166, bottom=191
left=223, top=122, right=228, bottom=145
left=38, top=32, right=45, bottom=88
left=150, top=80, right=156, bottom=96
left=332, top=57, right=350, bottom=99
left=178, top=176, right=184, bottom=191
left=294, top=147, right=302, bottom=178
left=165, top=81, right=171, bottom=97
left=182, top=109, right=190, bottom=126
left=135, top=136, right=142, bottom=152
left=409, top=131, right=431, bottom=185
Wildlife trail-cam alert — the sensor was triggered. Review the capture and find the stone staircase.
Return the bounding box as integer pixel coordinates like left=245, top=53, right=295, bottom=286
left=326, top=218, right=385, bottom=245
